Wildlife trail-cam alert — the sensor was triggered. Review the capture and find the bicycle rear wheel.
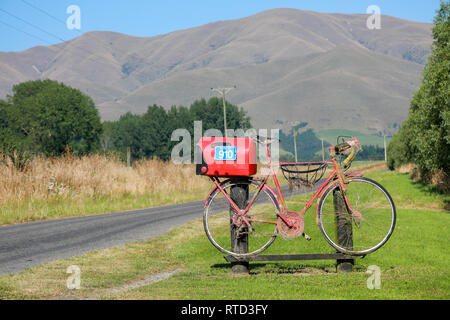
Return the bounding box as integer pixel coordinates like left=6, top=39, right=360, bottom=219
left=203, top=179, right=280, bottom=257
left=318, top=177, right=396, bottom=255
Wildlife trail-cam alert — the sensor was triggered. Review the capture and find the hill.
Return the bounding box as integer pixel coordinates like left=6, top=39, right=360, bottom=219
left=0, top=8, right=432, bottom=134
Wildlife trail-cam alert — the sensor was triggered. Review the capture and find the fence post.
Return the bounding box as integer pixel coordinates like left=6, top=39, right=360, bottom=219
left=229, top=182, right=250, bottom=274
left=333, top=189, right=354, bottom=272
left=127, top=147, right=131, bottom=168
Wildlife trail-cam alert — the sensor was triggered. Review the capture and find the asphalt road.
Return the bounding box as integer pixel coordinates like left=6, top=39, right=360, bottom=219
left=0, top=184, right=307, bottom=275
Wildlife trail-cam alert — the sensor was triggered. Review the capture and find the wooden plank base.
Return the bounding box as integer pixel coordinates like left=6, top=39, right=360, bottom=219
left=224, top=253, right=358, bottom=262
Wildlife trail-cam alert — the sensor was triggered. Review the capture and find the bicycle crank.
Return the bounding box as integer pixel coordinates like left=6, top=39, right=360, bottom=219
left=277, top=211, right=305, bottom=239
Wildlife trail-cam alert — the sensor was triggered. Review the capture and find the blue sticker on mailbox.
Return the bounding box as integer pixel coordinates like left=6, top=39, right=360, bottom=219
left=214, top=146, right=237, bottom=161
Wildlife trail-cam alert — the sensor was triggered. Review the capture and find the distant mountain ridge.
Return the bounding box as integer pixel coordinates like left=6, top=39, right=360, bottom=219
left=0, top=8, right=433, bottom=134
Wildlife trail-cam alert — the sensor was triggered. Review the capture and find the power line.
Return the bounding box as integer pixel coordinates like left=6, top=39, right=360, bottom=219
left=5, top=1, right=183, bottom=89
left=0, top=19, right=59, bottom=77
left=0, top=7, right=115, bottom=68
left=18, top=0, right=196, bottom=82
left=21, top=0, right=69, bottom=27
left=20, top=0, right=140, bottom=60
left=0, top=19, right=53, bottom=46
left=20, top=0, right=188, bottom=81
left=0, top=8, right=65, bottom=42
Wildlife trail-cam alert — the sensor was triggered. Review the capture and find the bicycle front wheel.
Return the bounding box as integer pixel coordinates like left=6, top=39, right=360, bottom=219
left=318, top=177, right=396, bottom=255
left=203, top=179, right=280, bottom=257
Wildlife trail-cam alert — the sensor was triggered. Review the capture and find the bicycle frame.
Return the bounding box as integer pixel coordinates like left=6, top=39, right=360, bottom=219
left=207, top=143, right=361, bottom=229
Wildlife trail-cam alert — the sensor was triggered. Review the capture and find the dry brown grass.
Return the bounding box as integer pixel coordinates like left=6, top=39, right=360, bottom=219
left=396, top=163, right=449, bottom=194
left=347, top=161, right=387, bottom=174
left=0, top=154, right=210, bottom=204
left=397, top=163, right=418, bottom=174
left=0, top=154, right=213, bottom=224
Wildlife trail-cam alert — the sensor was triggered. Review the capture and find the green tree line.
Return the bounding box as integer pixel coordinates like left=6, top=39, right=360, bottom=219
left=387, top=1, right=449, bottom=181
left=102, top=97, right=251, bottom=161
left=1, top=78, right=390, bottom=169
left=0, top=79, right=251, bottom=167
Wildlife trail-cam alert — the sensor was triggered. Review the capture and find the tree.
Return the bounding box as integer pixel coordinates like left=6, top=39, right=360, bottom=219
left=103, top=97, right=252, bottom=161
left=2, top=79, right=102, bottom=156
left=109, top=105, right=175, bottom=161
left=0, top=100, right=8, bottom=129
left=387, top=118, right=417, bottom=170
left=279, top=128, right=329, bottom=161
left=189, top=97, right=251, bottom=134
left=0, top=98, right=33, bottom=170
left=140, top=105, right=172, bottom=160
left=408, top=1, right=450, bottom=174
left=109, top=112, right=144, bottom=159
left=387, top=1, right=449, bottom=175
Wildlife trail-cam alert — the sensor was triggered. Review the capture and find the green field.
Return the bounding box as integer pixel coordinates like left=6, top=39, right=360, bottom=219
left=316, top=129, right=391, bottom=148
left=0, top=170, right=448, bottom=300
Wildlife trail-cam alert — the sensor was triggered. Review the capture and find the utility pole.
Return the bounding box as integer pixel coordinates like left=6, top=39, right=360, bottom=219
left=293, top=128, right=298, bottom=162
left=384, top=135, right=387, bottom=162
left=211, top=86, right=236, bottom=138
left=321, top=138, right=325, bottom=162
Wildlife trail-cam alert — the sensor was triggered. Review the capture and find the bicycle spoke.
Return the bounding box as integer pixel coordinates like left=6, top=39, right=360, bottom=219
left=318, top=177, right=396, bottom=255
left=204, top=180, right=280, bottom=256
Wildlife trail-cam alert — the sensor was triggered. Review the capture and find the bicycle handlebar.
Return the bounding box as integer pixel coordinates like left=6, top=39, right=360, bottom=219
left=333, top=137, right=362, bottom=167
left=253, top=135, right=280, bottom=145
left=343, top=145, right=357, bottom=166
left=335, top=142, right=351, bottom=153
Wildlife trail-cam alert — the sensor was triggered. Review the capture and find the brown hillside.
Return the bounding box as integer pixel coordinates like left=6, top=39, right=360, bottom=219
left=0, top=8, right=432, bottom=133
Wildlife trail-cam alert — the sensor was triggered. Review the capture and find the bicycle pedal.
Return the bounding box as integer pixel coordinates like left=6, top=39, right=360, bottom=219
left=302, top=233, right=312, bottom=241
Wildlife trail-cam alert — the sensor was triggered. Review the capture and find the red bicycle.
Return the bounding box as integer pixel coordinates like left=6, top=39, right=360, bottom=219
left=199, top=136, right=396, bottom=257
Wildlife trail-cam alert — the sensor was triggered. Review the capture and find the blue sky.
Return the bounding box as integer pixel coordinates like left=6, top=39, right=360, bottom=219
left=0, top=0, right=442, bottom=52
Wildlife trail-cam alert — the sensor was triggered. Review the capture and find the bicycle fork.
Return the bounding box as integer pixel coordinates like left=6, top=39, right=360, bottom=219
left=333, top=174, right=364, bottom=229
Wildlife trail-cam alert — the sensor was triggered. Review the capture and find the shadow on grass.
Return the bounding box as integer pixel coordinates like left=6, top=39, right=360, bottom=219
left=409, top=177, right=450, bottom=211
left=210, top=262, right=367, bottom=275
left=411, top=179, right=447, bottom=195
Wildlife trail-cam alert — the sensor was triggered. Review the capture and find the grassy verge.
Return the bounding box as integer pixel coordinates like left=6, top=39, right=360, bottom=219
left=0, top=169, right=448, bottom=300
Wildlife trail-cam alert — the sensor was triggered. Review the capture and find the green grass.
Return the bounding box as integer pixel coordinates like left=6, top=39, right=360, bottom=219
left=0, top=170, right=448, bottom=300
left=316, top=129, right=390, bottom=148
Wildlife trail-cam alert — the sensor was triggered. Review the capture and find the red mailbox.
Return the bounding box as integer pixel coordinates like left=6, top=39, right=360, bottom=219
left=196, top=137, right=257, bottom=177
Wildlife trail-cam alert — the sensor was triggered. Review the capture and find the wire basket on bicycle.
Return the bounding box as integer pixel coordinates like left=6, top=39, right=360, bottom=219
left=280, top=162, right=328, bottom=190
